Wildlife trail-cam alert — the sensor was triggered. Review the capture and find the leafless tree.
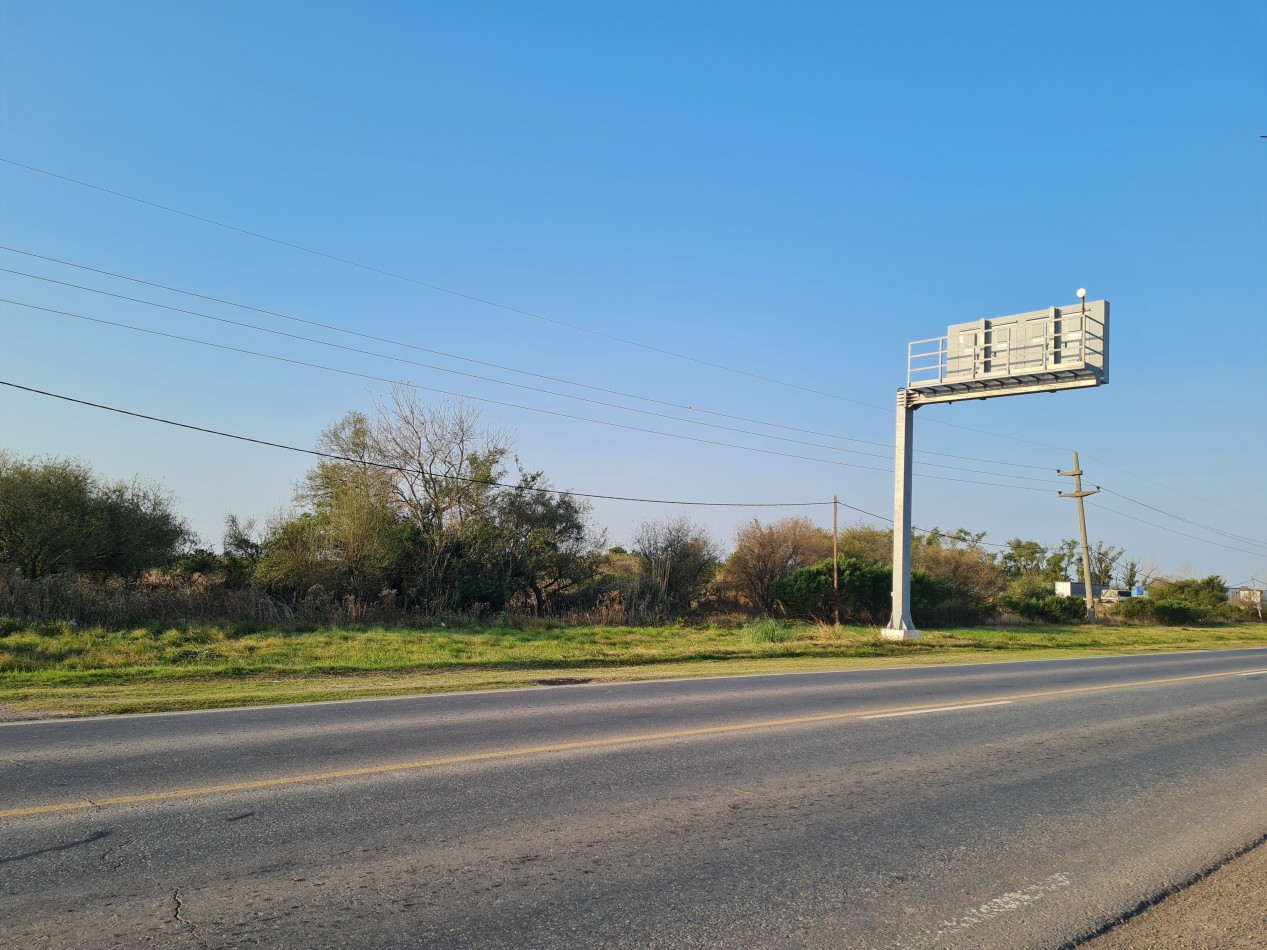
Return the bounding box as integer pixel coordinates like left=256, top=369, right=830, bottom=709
left=369, top=387, right=510, bottom=537
left=632, top=516, right=721, bottom=611
left=720, top=517, right=833, bottom=612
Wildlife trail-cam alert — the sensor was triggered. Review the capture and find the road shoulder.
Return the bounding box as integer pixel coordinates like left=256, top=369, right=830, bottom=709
left=1077, top=837, right=1267, bottom=948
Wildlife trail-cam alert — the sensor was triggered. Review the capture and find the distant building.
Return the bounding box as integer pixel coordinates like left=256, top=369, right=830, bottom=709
left=1054, top=581, right=1116, bottom=600
left=1228, top=587, right=1263, bottom=607
left=1227, top=587, right=1264, bottom=619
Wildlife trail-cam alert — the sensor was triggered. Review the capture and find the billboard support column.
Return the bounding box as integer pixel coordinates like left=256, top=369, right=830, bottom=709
left=884, top=388, right=920, bottom=640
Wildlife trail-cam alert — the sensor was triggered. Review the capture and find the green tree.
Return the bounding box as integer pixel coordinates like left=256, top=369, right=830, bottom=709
left=256, top=410, right=413, bottom=602
left=773, top=557, right=954, bottom=626
left=1118, top=559, right=1142, bottom=590
left=450, top=467, right=605, bottom=613
left=997, top=538, right=1048, bottom=578
left=0, top=453, right=191, bottom=578
left=1148, top=575, right=1228, bottom=608
left=258, top=395, right=605, bottom=613
left=835, top=523, right=893, bottom=565
left=1043, top=539, right=1080, bottom=583
left=254, top=480, right=408, bottom=603
left=1089, top=541, right=1124, bottom=586
left=221, top=515, right=263, bottom=589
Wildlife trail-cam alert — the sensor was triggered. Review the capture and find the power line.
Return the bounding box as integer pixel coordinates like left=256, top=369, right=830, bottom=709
left=1, top=297, right=1060, bottom=493
left=0, top=376, right=1021, bottom=549
left=0, top=244, right=1057, bottom=474
left=825, top=500, right=1013, bottom=551
left=0, top=272, right=1065, bottom=485
left=1084, top=451, right=1267, bottom=530
left=1086, top=501, right=1267, bottom=559
left=0, top=159, right=1079, bottom=454
left=0, top=378, right=830, bottom=508
left=0, top=157, right=886, bottom=410
left=1098, top=487, right=1267, bottom=553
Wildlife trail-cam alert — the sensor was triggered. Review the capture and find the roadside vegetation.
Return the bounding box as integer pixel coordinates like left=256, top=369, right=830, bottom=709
left=2, top=394, right=1263, bottom=718
left=3, top=618, right=1267, bottom=718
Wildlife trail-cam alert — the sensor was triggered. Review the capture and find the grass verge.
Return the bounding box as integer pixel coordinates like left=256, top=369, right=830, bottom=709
left=3, top=620, right=1267, bottom=720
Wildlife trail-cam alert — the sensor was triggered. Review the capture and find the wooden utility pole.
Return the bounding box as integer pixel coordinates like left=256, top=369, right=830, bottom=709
left=833, top=495, right=840, bottom=625
left=1059, top=451, right=1100, bottom=623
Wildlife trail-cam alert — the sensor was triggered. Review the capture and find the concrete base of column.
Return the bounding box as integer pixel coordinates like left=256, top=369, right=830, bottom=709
left=881, top=622, right=922, bottom=641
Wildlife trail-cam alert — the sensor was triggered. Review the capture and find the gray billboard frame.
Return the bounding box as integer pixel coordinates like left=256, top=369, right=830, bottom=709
left=884, top=298, right=1109, bottom=640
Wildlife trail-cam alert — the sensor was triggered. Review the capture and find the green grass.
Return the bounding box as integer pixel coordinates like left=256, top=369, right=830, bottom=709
left=3, top=618, right=1267, bottom=719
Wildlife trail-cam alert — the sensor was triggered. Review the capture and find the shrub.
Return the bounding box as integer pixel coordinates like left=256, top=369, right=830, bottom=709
left=1149, top=599, right=1200, bottom=625
left=1113, top=597, right=1234, bottom=625
left=772, top=560, right=836, bottom=622
left=1148, top=576, right=1228, bottom=609
left=1000, top=577, right=1086, bottom=624
left=771, top=558, right=967, bottom=627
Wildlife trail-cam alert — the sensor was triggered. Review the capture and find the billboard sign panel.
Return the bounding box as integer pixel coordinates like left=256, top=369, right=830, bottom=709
left=908, top=300, right=1108, bottom=404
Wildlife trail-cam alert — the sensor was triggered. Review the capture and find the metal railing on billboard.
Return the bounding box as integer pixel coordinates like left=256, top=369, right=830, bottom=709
left=907, top=314, right=1106, bottom=390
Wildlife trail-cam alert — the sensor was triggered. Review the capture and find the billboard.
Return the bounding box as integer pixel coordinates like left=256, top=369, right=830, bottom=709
left=908, top=300, right=1108, bottom=403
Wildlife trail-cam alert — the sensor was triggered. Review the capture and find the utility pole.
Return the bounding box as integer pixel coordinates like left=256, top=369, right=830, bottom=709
left=833, top=495, right=840, bottom=626
left=1059, top=451, right=1100, bottom=623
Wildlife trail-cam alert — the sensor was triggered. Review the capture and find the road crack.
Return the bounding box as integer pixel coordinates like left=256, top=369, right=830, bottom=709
left=172, top=888, right=210, bottom=948
left=99, top=834, right=134, bottom=872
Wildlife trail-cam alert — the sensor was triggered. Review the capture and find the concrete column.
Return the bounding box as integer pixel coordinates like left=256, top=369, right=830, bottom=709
left=884, top=388, right=920, bottom=640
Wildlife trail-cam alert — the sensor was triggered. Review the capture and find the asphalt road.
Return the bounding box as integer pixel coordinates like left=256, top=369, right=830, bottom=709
left=3, top=649, right=1266, bottom=949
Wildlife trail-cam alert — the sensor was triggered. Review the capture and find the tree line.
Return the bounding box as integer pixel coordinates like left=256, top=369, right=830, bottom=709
left=0, top=393, right=1254, bottom=627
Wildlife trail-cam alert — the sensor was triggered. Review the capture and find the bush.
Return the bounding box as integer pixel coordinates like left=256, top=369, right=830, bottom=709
left=918, top=597, right=982, bottom=627
left=772, top=557, right=891, bottom=624
left=770, top=558, right=971, bottom=627
left=1000, top=577, right=1086, bottom=624
left=1149, top=599, right=1201, bottom=625
left=772, top=560, right=836, bottom=621
left=1116, top=597, right=1210, bottom=625
left=1148, top=576, right=1228, bottom=609
left=1031, top=595, right=1087, bottom=624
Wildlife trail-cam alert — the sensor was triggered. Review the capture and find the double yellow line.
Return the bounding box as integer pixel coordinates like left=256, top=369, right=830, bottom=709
left=3, top=666, right=1262, bottom=820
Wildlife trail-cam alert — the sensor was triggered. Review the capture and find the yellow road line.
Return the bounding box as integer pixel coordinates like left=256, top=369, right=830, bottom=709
left=861, top=700, right=1013, bottom=719
left=2, top=665, right=1260, bottom=820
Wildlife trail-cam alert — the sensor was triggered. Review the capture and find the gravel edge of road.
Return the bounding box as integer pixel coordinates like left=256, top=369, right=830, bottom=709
left=1070, top=833, right=1267, bottom=948
left=0, top=702, right=72, bottom=722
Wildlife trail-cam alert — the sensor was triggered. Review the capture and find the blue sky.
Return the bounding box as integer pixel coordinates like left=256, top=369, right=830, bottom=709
left=2, top=1, right=1265, bottom=582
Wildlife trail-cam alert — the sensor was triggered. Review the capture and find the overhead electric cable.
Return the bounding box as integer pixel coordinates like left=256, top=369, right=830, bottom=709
left=0, top=159, right=1079, bottom=454
left=1099, top=488, right=1267, bottom=552
left=0, top=245, right=1057, bottom=473
left=0, top=379, right=834, bottom=508
left=1086, top=501, right=1267, bottom=559
left=0, top=273, right=1064, bottom=485
left=0, top=376, right=1022, bottom=545
left=1, top=297, right=1059, bottom=493
left=1086, top=453, right=1267, bottom=528
left=0, top=157, right=884, bottom=409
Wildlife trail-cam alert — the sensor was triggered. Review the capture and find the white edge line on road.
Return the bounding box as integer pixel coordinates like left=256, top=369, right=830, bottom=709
left=873, top=872, right=1072, bottom=950
left=1236, top=670, right=1267, bottom=676
left=861, top=700, right=1013, bottom=719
